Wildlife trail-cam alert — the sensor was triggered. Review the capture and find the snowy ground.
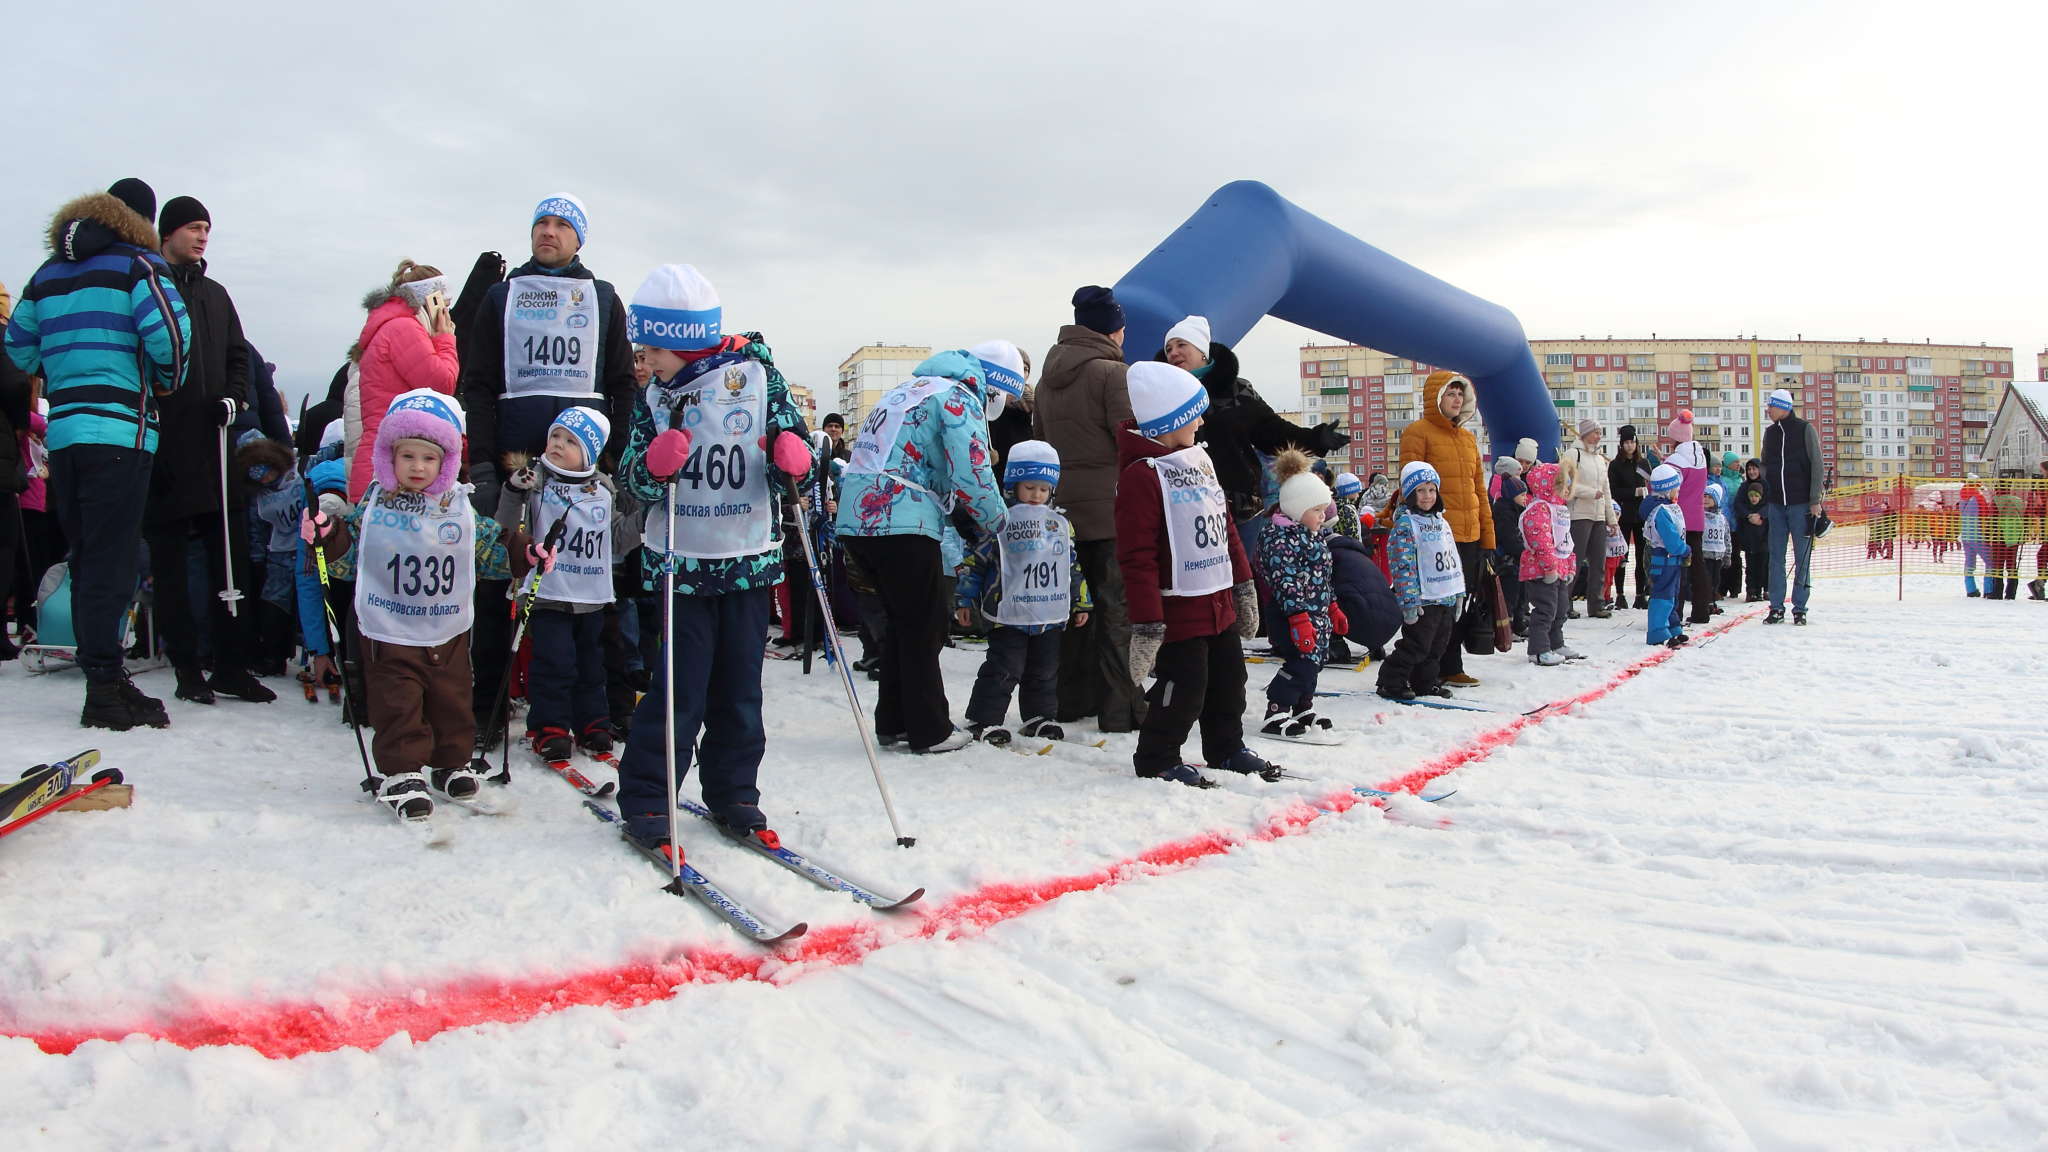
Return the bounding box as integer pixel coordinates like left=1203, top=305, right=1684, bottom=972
left=3, top=577, right=2044, bottom=1150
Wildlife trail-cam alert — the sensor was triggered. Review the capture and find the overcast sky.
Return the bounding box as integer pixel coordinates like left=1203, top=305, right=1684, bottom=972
left=8, top=0, right=2042, bottom=422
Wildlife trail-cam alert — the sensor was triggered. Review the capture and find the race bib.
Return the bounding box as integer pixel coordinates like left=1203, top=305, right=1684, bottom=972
left=993, top=503, right=1071, bottom=627
left=1406, top=511, right=1466, bottom=600
left=1148, top=445, right=1232, bottom=597
left=501, top=275, right=600, bottom=399
left=355, top=485, right=474, bottom=645
left=1550, top=504, right=1574, bottom=561
left=648, top=359, right=772, bottom=560
left=844, top=377, right=959, bottom=506
left=534, top=476, right=612, bottom=604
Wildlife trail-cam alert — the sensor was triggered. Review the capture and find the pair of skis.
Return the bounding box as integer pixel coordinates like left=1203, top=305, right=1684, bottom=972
left=586, top=798, right=923, bottom=946
left=1, top=750, right=122, bottom=841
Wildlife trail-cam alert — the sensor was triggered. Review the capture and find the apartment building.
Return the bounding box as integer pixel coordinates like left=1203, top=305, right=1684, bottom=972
left=834, top=344, right=932, bottom=426
left=1301, top=338, right=2014, bottom=481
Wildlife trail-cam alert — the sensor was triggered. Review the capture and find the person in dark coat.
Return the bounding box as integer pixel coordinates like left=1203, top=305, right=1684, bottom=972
left=231, top=344, right=291, bottom=446
left=1159, top=316, right=1348, bottom=522
left=145, top=194, right=274, bottom=705
left=1607, top=425, right=1657, bottom=609
left=1329, top=532, right=1399, bottom=659
left=295, top=362, right=350, bottom=462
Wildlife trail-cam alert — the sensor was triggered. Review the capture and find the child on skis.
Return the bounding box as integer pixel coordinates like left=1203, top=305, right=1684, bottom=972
left=1517, top=461, right=1580, bottom=666
left=1642, top=463, right=1690, bottom=647
left=1602, top=506, right=1628, bottom=613
left=1375, top=462, right=1467, bottom=701
left=499, top=406, right=623, bottom=770
left=1256, top=449, right=1347, bottom=742
left=1330, top=471, right=1366, bottom=542
left=236, top=430, right=304, bottom=675
left=1115, top=361, right=1277, bottom=788
left=1701, top=482, right=1731, bottom=615
left=614, top=264, right=813, bottom=862
left=294, top=457, right=351, bottom=709
left=1491, top=456, right=1528, bottom=635
left=955, top=439, right=1092, bottom=746
left=305, top=390, right=510, bottom=824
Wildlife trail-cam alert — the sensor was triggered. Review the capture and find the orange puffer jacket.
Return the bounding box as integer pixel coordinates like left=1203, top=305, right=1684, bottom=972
left=1394, top=371, right=1493, bottom=548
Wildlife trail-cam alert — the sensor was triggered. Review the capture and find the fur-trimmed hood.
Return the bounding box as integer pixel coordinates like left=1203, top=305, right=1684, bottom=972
left=234, top=433, right=296, bottom=481
left=46, top=192, right=159, bottom=262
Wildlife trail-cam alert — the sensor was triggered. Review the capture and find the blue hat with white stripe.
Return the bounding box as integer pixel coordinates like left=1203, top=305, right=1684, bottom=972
left=1128, top=361, right=1209, bottom=439
left=1399, top=460, right=1440, bottom=497
left=1333, top=471, right=1363, bottom=497
left=970, top=339, right=1027, bottom=402
left=1005, top=439, right=1061, bottom=489
left=629, top=264, right=722, bottom=351
left=549, top=406, right=609, bottom=478
left=533, top=193, right=589, bottom=245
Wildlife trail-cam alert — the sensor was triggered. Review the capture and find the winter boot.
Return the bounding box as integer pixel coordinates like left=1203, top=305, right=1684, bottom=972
left=1018, top=717, right=1065, bottom=742
left=1534, top=649, right=1566, bottom=667
left=1665, top=634, right=1690, bottom=649
left=1259, top=701, right=1301, bottom=739
left=911, top=728, right=973, bottom=754
left=531, top=726, right=574, bottom=764
left=577, top=719, right=617, bottom=757
left=1217, top=747, right=1286, bottom=781
left=81, top=680, right=138, bottom=731
left=173, top=665, right=215, bottom=705
left=1418, top=683, right=1455, bottom=698
left=1376, top=684, right=1416, bottom=702
left=115, top=676, right=169, bottom=728
left=298, top=668, right=319, bottom=703
left=711, top=802, right=779, bottom=848
left=1136, top=763, right=1218, bottom=789
left=373, top=772, right=436, bottom=821
left=209, top=667, right=278, bottom=703
left=1793, top=610, right=1808, bottom=626
left=430, top=765, right=484, bottom=802
left=968, top=723, right=1012, bottom=747
left=1764, top=608, right=1786, bottom=624
left=1557, top=646, right=1587, bottom=661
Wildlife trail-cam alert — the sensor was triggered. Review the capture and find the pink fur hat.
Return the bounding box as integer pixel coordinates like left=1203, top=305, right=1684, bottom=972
left=373, top=389, right=465, bottom=495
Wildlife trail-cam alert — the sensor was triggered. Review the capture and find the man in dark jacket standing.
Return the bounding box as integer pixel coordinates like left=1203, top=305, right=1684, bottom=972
left=458, top=196, right=635, bottom=748
left=146, top=195, right=274, bottom=705
left=1608, top=426, right=1656, bottom=608
left=6, top=179, right=190, bottom=728
left=1035, top=286, right=1141, bottom=731
left=1761, top=387, right=1824, bottom=625
left=1158, top=315, right=1348, bottom=520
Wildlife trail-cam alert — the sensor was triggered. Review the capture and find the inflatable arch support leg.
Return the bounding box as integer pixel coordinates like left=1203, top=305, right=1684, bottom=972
left=1113, top=181, right=1558, bottom=463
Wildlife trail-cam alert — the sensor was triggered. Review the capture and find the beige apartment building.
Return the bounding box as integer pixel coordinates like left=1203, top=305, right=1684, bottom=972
left=835, top=344, right=932, bottom=426
left=1301, top=338, right=2014, bottom=482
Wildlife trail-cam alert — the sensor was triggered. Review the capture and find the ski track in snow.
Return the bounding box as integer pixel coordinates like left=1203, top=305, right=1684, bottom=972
left=3, top=577, right=2044, bottom=1150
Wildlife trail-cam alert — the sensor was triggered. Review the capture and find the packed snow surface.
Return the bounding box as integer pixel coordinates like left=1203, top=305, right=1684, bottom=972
left=3, top=577, right=2043, bottom=1150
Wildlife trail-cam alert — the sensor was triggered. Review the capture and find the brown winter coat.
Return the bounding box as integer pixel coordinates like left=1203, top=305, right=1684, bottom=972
left=1033, top=325, right=1133, bottom=541
left=1396, top=371, right=1493, bottom=548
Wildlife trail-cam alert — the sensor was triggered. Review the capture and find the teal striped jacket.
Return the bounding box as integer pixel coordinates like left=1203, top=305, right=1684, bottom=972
left=5, top=192, right=189, bottom=453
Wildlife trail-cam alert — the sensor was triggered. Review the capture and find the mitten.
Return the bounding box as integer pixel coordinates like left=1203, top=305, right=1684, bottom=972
left=1329, top=602, right=1349, bottom=636
left=1288, top=612, right=1317, bottom=655
left=1128, top=622, right=1166, bottom=684
left=773, top=430, right=813, bottom=476
left=299, top=511, right=330, bottom=544
left=646, top=428, right=693, bottom=481
left=1312, top=420, right=1352, bottom=454
left=527, top=543, right=557, bottom=574
left=1402, top=607, right=1419, bottom=626
left=1231, top=581, right=1261, bottom=638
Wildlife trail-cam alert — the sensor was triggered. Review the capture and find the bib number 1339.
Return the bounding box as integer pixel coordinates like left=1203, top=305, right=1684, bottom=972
left=386, top=553, right=457, bottom=597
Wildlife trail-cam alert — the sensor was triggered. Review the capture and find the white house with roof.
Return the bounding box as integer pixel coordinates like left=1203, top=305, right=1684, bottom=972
left=1982, top=380, right=2048, bottom=476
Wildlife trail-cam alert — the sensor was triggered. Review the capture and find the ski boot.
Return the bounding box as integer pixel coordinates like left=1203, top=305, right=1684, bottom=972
left=711, top=802, right=781, bottom=850
left=430, top=765, right=485, bottom=802
left=578, top=719, right=618, bottom=762
left=624, top=817, right=683, bottom=868
left=1418, top=682, right=1455, bottom=698
left=1017, top=717, right=1065, bottom=743
left=370, top=771, right=436, bottom=822
left=1217, top=746, right=1288, bottom=781
left=1376, top=684, right=1416, bottom=702
left=968, top=723, right=1012, bottom=747
left=912, top=728, right=973, bottom=754
left=1665, top=634, right=1690, bottom=649
left=298, top=668, right=319, bottom=703
left=531, top=726, right=574, bottom=765
left=1136, top=763, right=1217, bottom=789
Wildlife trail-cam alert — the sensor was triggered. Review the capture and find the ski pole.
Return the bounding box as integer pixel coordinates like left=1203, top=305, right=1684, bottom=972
left=784, top=472, right=912, bottom=847
left=304, top=479, right=373, bottom=795
left=660, top=476, right=682, bottom=880
left=473, top=512, right=569, bottom=782
left=217, top=424, right=244, bottom=616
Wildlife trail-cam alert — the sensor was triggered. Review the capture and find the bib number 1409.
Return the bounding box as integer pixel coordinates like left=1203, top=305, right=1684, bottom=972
left=522, top=335, right=582, bottom=366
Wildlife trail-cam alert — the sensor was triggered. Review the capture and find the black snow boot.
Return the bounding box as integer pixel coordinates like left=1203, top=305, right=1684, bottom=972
left=82, top=680, right=138, bottom=731
left=209, top=667, right=278, bottom=703
left=577, top=719, right=617, bottom=756
left=174, top=665, right=215, bottom=705
left=115, top=676, right=169, bottom=728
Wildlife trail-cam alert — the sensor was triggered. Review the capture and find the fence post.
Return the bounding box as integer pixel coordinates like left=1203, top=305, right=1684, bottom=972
left=1896, top=474, right=1906, bottom=602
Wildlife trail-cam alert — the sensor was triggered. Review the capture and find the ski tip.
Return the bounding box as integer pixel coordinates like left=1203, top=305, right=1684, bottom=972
left=877, top=888, right=926, bottom=911
left=597, top=782, right=618, bottom=798
left=765, top=922, right=809, bottom=944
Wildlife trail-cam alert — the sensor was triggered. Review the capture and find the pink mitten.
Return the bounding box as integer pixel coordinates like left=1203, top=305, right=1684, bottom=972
left=646, top=428, right=692, bottom=480
left=527, top=544, right=558, bottom=574
left=299, top=511, right=328, bottom=544
left=773, top=430, right=813, bottom=476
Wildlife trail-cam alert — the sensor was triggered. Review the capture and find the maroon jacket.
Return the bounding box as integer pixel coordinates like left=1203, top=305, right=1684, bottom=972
left=1113, top=422, right=1252, bottom=642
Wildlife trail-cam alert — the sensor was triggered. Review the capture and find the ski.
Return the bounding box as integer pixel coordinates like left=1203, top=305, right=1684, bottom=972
left=585, top=801, right=807, bottom=944
left=1, top=751, right=118, bottom=840
left=677, top=799, right=924, bottom=910
left=1247, top=655, right=1368, bottom=673
left=1354, top=785, right=1457, bottom=803
left=1382, top=697, right=1496, bottom=713
left=540, top=752, right=615, bottom=798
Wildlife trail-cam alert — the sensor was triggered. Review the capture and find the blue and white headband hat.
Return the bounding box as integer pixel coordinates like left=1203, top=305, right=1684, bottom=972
left=1127, top=361, right=1208, bottom=439
left=1767, top=388, right=1795, bottom=413
left=533, top=193, right=589, bottom=246
left=1333, top=471, right=1363, bottom=497
left=1399, top=460, right=1440, bottom=497
left=1650, top=463, right=1682, bottom=493
left=548, top=406, right=610, bottom=478
left=1005, top=439, right=1061, bottom=489
left=969, top=339, right=1027, bottom=407
left=628, top=264, right=722, bottom=351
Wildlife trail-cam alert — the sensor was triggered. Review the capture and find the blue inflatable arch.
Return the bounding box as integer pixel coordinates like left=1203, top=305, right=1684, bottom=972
left=1113, top=181, right=1558, bottom=463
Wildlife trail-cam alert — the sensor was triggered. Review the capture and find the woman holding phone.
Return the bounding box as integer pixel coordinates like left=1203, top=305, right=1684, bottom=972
left=345, top=260, right=460, bottom=500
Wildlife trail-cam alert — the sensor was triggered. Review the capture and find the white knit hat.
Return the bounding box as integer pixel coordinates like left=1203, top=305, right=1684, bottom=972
left=1333, top=471, right=1362, bottom=497
left=1127, top=361, right=1208, bottom=438
left=1004, top=439, right=1060, bottom=488
left=1400, top=460, right=1441, bottom=497
left=628, top=264, right=721, bottom=350
left=1767, top=388, right=1795, bottom=412
left=1515, top=437, right=1539, bottom=464
left=1164, top=315, right=1211, bottom=352
left=1279, top=469, right=1333, bottom=522
left=1650, top=463, right=1681, bottom=493
left=969, top=338, right=1027, bottom=401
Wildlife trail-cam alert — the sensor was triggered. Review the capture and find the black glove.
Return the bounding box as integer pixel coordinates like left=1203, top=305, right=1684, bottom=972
left=1479, top=548, right=1496, bottom=577
left=1311, top=420, right=1351, bottom=454
left=216, top=398, right=241, bottom=427
left=453, top=250, right=508, bottom=332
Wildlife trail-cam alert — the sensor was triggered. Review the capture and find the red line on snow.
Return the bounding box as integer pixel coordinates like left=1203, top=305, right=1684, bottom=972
left=9, top=610, right=1759, bottom=1059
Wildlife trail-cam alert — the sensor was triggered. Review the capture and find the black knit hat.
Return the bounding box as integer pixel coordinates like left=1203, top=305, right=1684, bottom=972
left=1072, top=285, right=1124, bottom=335
left=107, top=178, right=155, bottom=222
left=159, top=195, right=211, bottom=236
left=822, top=412, right=845, bottom=428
